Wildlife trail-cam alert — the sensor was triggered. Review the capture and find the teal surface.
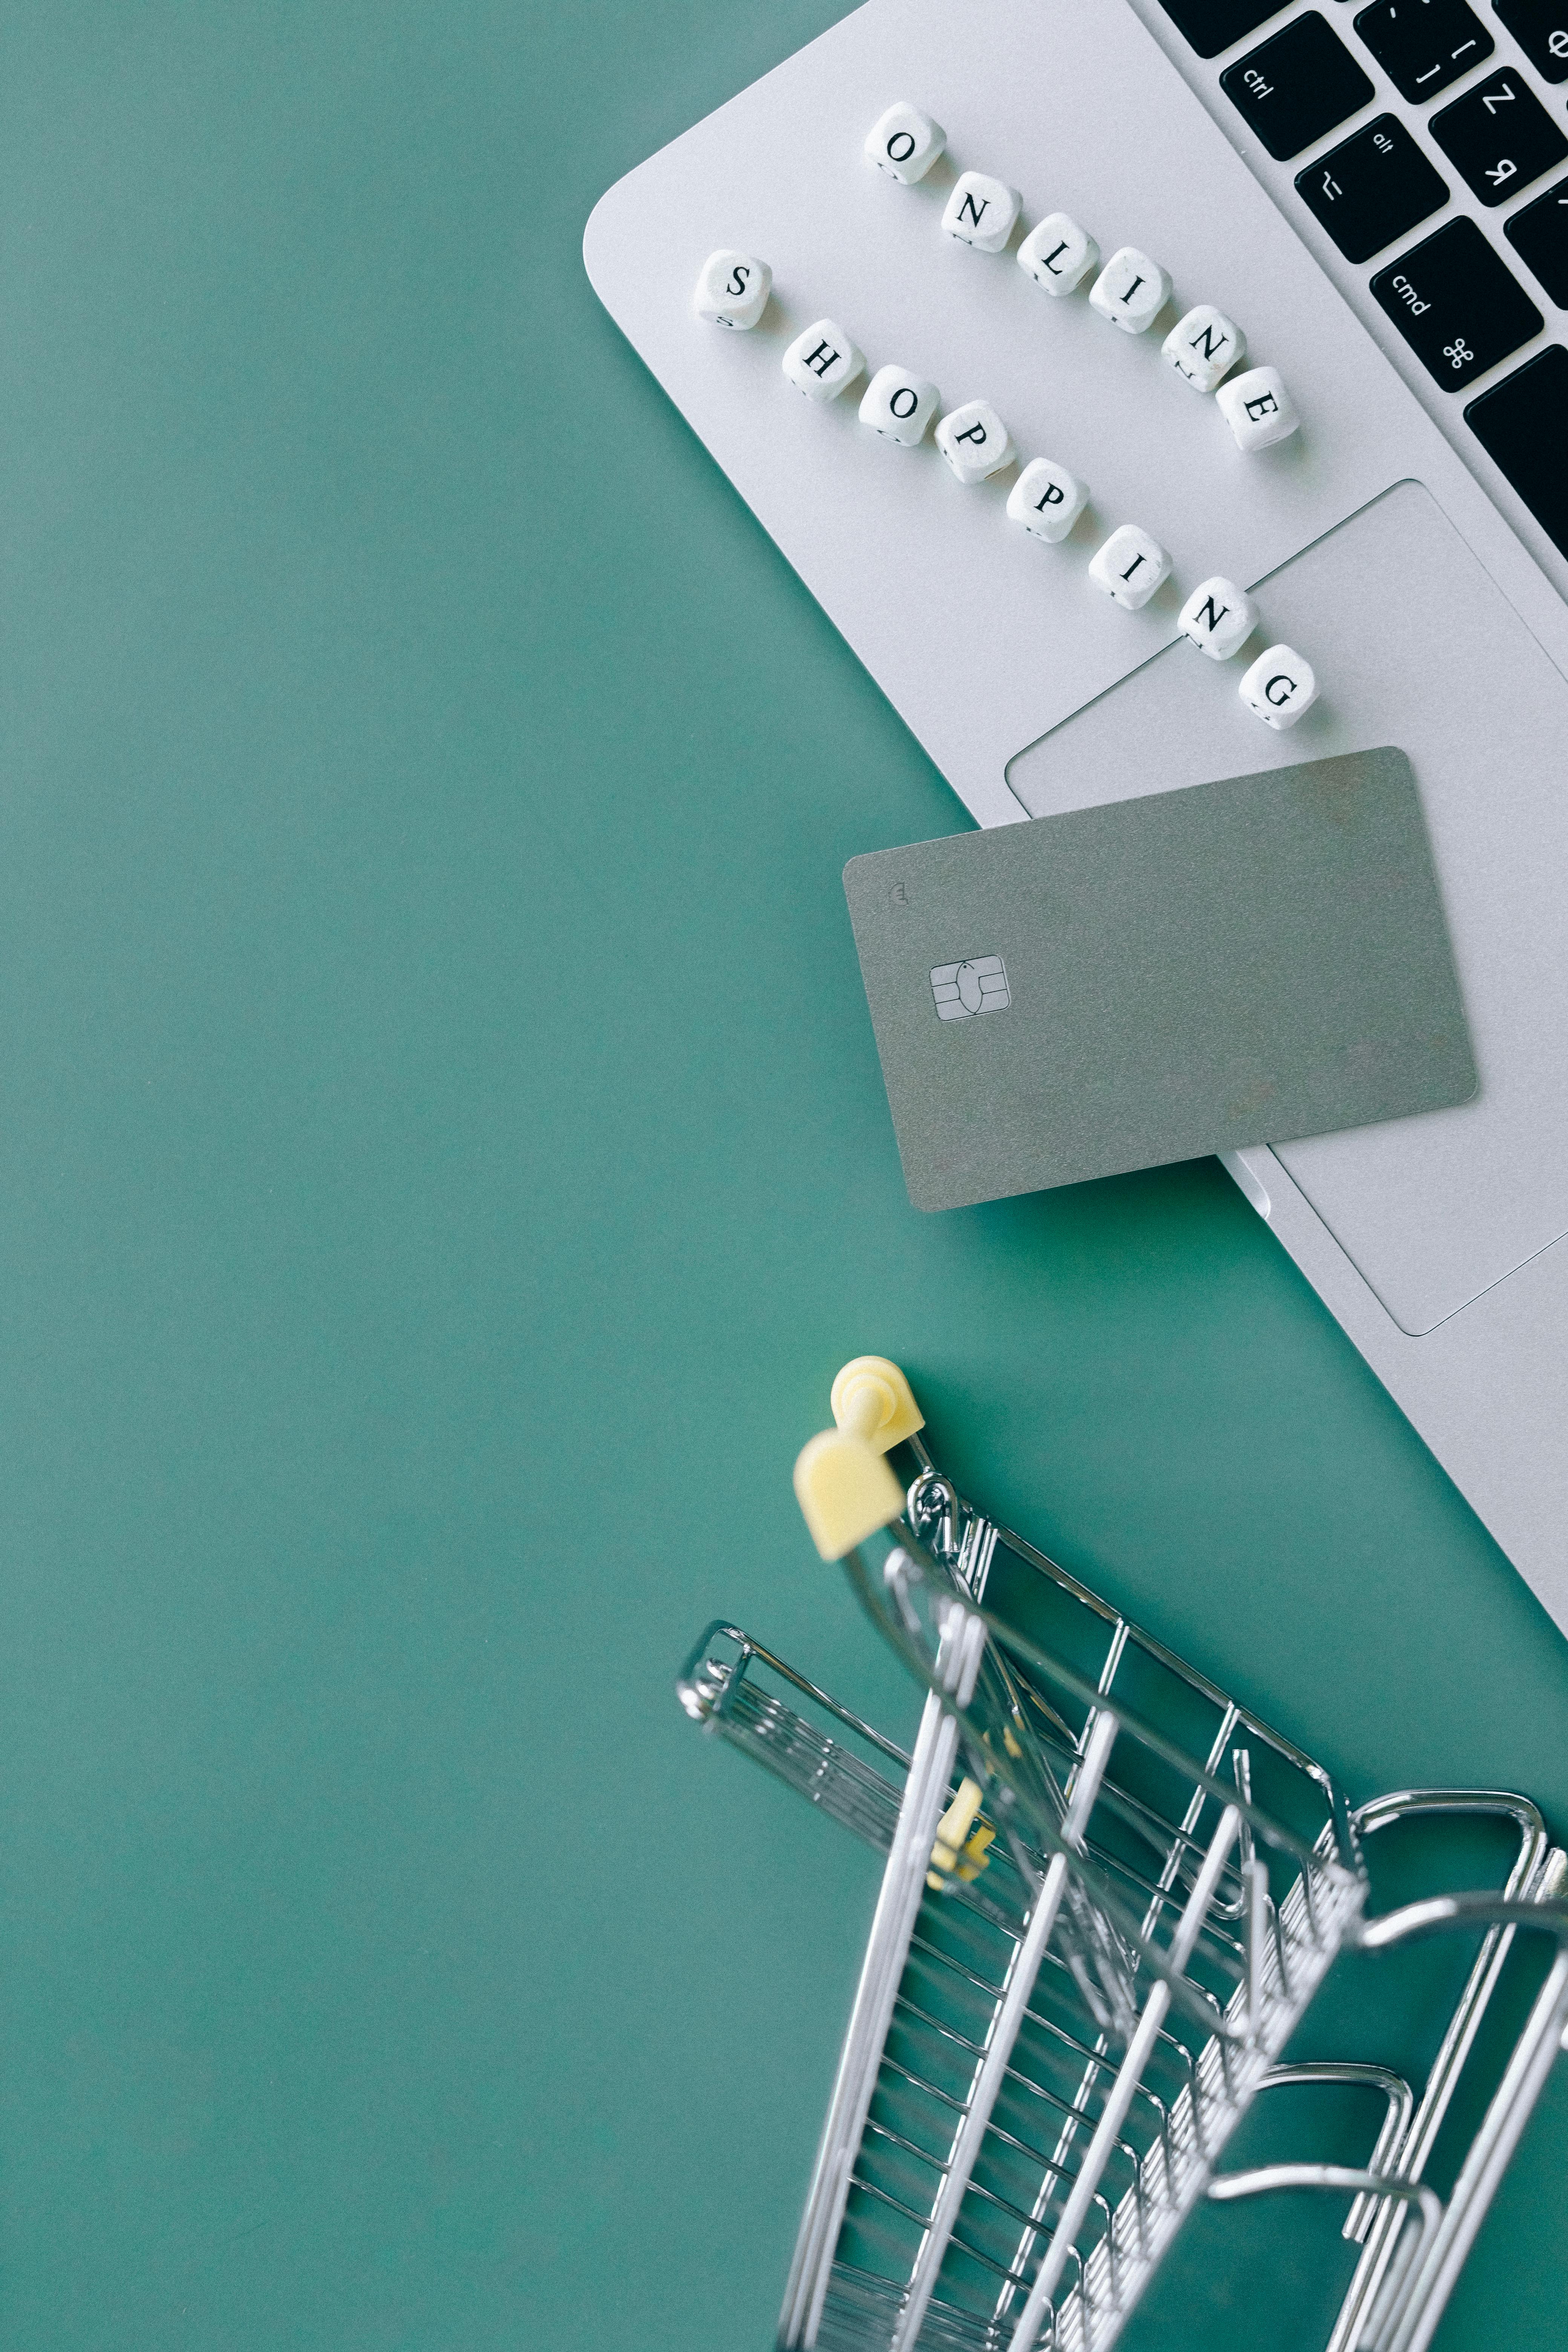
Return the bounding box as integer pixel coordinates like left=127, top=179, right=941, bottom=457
left=0, top=5, right=1563, bottom=2348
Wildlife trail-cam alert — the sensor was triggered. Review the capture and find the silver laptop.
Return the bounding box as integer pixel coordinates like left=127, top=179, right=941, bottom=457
left=585, top=0, right=1568, bottom=1634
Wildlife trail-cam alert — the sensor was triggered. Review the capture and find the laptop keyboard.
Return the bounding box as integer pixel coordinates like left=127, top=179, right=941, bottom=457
left=1159, top=0, right=1568, bottom=562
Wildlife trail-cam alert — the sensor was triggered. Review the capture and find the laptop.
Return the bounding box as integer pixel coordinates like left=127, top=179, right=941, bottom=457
left=585, top=0, right=1568, bottom=1635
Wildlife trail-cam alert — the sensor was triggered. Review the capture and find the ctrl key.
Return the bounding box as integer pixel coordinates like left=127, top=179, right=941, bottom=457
left=1370, top=219, right=1542, bottom=390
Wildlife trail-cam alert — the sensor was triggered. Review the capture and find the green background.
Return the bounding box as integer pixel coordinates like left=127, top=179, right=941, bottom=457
left=0, top=3, right=1563, bottom=2346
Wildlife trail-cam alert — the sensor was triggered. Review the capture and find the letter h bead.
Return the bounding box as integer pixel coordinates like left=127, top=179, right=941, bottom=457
left=782, top=318, right=866, bottom=402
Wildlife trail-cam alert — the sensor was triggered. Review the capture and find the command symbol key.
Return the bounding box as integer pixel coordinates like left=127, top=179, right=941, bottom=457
left=1371, top=218, right=1542, bottom=389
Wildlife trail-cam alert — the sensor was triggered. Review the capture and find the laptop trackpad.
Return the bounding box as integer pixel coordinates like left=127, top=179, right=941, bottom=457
left=1006, top=480, right=1568, bottom=1337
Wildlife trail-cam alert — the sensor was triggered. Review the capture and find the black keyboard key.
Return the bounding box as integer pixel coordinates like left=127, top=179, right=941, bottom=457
left=1296, top=114, right=1450, bottom=260
left=1506, top=173, right=1568, bottom=301
left=1157, top=0, right=1291, bottom=57
left=1466, top=345, right=1568, bottom=554
left=1493, top=0, right=1568, bottom=84
left=1354, top=0, right=1494, bottom=103
left=1371, top=216, right=1543, bottom=383
left=1431, top=68, right=1568, bottom=202
left=1221, top=13, right=1376, bottom=159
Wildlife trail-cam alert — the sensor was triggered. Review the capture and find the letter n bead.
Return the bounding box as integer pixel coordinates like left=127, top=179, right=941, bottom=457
left=1162, top=303, right=1245, bottom=392
left=1240, top=644, right=1318, bottom=728
left=934, top=401, right=1015, bottom=484
left=864, top=101, right=946, bottom=184
left=859, top=365, right=941, bottom=446
left=694, top=249, right=772, bottom=329
left=941, top=172, right=1022, bottom=253
left=1217, top=366, right=1300, bottom=451
left=1177, top=575, right=1257, bottom=659
left=1088, top=524, right=1171, bottom=610
left=1007, top=457, right=1089, bottom=544
left=782, top=319, right=865, bottom=402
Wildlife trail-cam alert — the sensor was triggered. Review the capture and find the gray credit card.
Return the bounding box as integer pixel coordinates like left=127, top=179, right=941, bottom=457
left=844, top=747, right=1477, bottom=1211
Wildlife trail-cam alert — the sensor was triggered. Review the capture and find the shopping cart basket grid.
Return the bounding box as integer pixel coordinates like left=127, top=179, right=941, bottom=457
left=678, top=1357, right=1568, bottom=2352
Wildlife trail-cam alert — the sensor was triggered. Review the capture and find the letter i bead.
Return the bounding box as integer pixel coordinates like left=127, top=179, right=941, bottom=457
left=1088, top=524, right=1171, bottom=609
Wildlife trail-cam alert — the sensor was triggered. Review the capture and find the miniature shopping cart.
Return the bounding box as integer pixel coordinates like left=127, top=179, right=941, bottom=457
left=677, top=1357, right=1568, bottom=2352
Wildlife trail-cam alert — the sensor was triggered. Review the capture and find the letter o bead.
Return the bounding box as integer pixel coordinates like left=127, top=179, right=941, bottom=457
left=1088, top=246, right=1172, bottom=333
left=1088, top=524, right=1171, bottom=610
left=1007, top=456, right=1089, bottom=544
left=941, top=172, right=1022, bottom=253
left=782, top=318, right=865, bottom=402
left=934, top=400, right=1015, bottom=484
left=1240, top=644, right=1318, bottom=728
left=859, top=365, right=942, bottom=446
left=864, top=101, right=946, bottom=184
left=1177, top=574, right=1257, bottom=659
left=1217, top=365, right=1300, bottom=451
left=694, top=249, right=772, bottom=330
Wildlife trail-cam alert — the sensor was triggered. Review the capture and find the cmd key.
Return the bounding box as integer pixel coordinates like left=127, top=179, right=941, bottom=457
left=1222, top=13, right=1376, bottom=159
left=1371, top=216, right=1543, bottom=386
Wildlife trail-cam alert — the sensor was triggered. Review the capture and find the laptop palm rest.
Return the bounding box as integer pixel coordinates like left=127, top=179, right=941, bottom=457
left=1007, top=479, right=1568, bottom=1337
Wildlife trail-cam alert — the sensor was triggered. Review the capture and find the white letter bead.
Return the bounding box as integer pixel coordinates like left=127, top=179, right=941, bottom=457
left=1088, top=524, right=1171, bottom=609
left=1177, top=574, right=1257, bottom=659
left=1240, top=643, right=1318, bottom=727
left=1217, top=365, right=1300, bottom=450
left=1088, top=246, right=1172, bottom=332
left=934, top=401, right=1014, bottom=483
left=941, top=172, right=1022, bottom=253
left=865, top=101, right=946, bottom=184
left=1162, top=303, right=1245, bottom=392
left=1007, top=456, right=1089, bottom=543
left=694, top=249, right=772, bottom=330
left=1017, top=213, right=1099, bottom=296
left=782, top=319, right=865, bottom=402
left=859, top=364, right=941, bottom=446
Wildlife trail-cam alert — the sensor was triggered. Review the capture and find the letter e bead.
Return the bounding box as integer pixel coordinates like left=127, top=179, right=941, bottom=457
left=859, top=365, right=941, bottom=446
left=1240, top=644, right=1318, bottom=727
left=1088, top=246, right=1171, bottom=333
left=1007, top=456, right=1089, bottom=543
left=934, top=400, right=1015, bottom=484
left=941, top=172, right=1022, bottom=253
left=782, top=318, right=865, bottom=402
left=865, top=101, right=946, bottom=184
left=1162, top=303, right=1245, bottom=392
left=1088, top=524, right=1171, bottom=610
left=694, top=249, right=772, bottom=330
left=1217, top=366, right=1300, bottom=451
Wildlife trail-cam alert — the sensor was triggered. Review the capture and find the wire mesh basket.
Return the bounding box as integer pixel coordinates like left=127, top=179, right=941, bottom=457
left=677, top=1358, right=1568, bottom=2352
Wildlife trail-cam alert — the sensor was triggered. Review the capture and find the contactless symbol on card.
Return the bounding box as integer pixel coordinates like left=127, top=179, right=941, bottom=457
left=931, top=956, right=1010, bottom=1020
